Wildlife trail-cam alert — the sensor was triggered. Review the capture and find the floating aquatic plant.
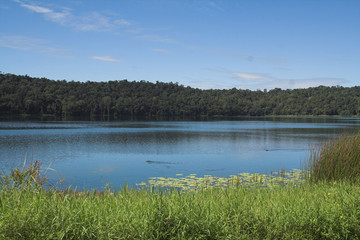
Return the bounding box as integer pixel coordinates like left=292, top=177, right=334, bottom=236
left=137, top=169, right=308, bottom=191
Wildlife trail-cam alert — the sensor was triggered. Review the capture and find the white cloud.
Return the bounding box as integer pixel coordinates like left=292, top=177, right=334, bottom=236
left=282, top=78, right=347, bottom=89
left=18, top=1, right=131, bottom=32
left=192, top=76, right=347, bottom=90
left=151, top=48, right=171, bottom=54
left=91, top=56, right=120, bottom=62
left=114, top=19, right=131, bottom=26
left=0, top=35, right=65, bottom=55
left=204, top=69, right=348, bottom=90
left=232, top=72, right=264, bottom=81
left=231, top=72, right=348, bottom=90
left=20, top=2, right=70, bottom=25
left=208, top=1, right=224, bottom=11
left=0, top=35, right=39, bottom=50
left=16, top=1, right=177, bottom=44
left=21, top=3, right=52, bottom=13
left=137, top=34, right=177, bottom=44
left=73, top=12, right=111, bottom=31
left=47, top=10, right=71, bottom=25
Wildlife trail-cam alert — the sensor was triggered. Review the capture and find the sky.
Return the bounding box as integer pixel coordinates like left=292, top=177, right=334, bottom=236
left=0, top=0, right=359, bottom=90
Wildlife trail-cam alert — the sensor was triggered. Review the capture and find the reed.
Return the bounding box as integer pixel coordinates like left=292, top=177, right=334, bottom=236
left=307, top=132, right=360, bottom=183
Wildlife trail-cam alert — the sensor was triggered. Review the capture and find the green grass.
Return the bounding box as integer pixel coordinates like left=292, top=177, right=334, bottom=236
left=307, top=132, right=360, bottom=183
left=1, top=181, right=360, bottom=239
left=1, top=132, right=360, bottom=239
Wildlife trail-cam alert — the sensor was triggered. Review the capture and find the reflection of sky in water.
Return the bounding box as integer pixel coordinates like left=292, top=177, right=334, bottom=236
left=0, top=118, right=359, bottom=190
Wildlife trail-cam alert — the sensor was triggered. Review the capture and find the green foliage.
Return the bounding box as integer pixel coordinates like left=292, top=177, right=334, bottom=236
left=1, top=158, right=47, bottom=191
left=1, top=180, right=360, bottom=239
left=307, top=132, right=360, bottom=183
left=0, top=155, right=63, bottom=191
left=1, top=73, right=360, bottom=118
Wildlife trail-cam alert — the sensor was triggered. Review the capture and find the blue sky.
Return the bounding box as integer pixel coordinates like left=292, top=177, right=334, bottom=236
left=1, top=0, right=359, bottom=90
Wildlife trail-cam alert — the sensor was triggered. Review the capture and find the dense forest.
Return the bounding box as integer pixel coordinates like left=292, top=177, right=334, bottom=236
left=1, top=73, right=359, bottom=119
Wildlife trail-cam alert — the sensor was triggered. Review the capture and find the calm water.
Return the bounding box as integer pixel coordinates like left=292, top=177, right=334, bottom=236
left=1, top=117, right=360, bottom=190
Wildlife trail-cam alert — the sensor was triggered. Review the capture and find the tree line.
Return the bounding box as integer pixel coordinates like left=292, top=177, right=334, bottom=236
left=1, top=73, right=359, bottom=119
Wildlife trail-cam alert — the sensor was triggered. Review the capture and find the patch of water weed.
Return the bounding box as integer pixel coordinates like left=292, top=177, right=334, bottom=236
left=137, top=169, right=308, bottom=191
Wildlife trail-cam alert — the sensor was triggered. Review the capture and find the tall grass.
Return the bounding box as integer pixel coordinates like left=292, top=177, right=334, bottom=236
left=307, top=132, right=360, bottom=183
left=1, top=180, right=360, bottom=239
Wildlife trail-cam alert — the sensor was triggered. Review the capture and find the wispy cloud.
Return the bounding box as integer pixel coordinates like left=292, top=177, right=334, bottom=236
left=151, top=48, right=171, bottom=54
left=91, top=56, right=120, bottom=62
left=278, top=78, right=348, bottom=89
left=230, top=71, right=348, bottom=90
left=18, top=1, right=132, bottom=32
left=0, top=2, right=10, bottom=9
left=277, top=67, right=292, bottom=71
left=137, top=34, right=178, bottom=44
left=0, top=34, right=66, bottom=55
left=114, top=19, right=131, bottom=26
left=232, top=72, right=265, bottom=81
left=208, top=1, right=224, bottom=11
left=203, top=69, right=348, bottom=90
left=20, top=2, right=70, bottom=25
left=16, top=1, right=178, bottom=44
left=196, top=47, right=286, bottom=66
left=21, top=4, right=52, bottom=13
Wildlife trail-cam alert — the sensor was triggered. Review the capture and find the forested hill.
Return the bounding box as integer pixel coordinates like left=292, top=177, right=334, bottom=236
left=1, top=73, right=359, bottom=118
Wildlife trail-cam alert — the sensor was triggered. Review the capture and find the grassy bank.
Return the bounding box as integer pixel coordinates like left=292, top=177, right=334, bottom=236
left=1, top=132, right=360, bottom=239
left=1, top=181, right=360, bottom=239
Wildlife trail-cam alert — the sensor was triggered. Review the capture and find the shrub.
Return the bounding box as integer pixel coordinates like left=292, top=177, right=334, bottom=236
left=0, top=155, right=62, bottom=190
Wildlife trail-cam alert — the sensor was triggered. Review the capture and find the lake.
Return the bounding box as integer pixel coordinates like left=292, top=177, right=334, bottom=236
left=1, top=117, right=359, bottom=190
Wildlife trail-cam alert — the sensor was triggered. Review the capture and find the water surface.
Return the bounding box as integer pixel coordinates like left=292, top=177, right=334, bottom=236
left=1, top=117, right=359, bottom=190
